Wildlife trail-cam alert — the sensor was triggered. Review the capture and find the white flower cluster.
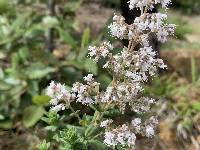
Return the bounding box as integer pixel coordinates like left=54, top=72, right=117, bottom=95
left=46, top=81, right=71, bottom=112
left=45, top=0, right=175, bottom=148
left=100, top=119, right=113, bottom=128
left=130, top=97, right=155, bottom=114
left=71, top=82, right=94, bottom=105
left=145, top=116, right=158, bottom=137
left=132, top=118, right=142, bottom=133
left=109, top=13, right=175, bottom=44
left=104, top=124, right=136, bottom=148
left=108, top=15, right=127, bottom=39
left=128, top=0, right=171, bottom=11
left=89, top=44, right=164, bottom=113
left=46, top=74, right=100, bottom=110
left=88, top=41, right=113, bottom=62
left=102, top=116, right=158, bottom=148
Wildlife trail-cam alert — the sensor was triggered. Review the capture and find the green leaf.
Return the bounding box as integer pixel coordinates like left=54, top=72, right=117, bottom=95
left=192, top=102, right=200, bottom=111
left=23, top=105, right=45, bottom=128
left=88, top=140, right=107, bottom=150
left=32, top=95, right=51, bottom=105
left=0, top=51, right=6, bottom=59
left=66, top=125, right=85, bottom=136
left=77, top=28, right=91, bottom=59
left=57, top=27, right=77, bottom=47
left=37, top=140, right=50, bottom=150
left=79, top=120, right=88, bottom=127
left=191, top=57, right=197, bottom=83
left=11, top=14, right=29, bottom=30
left=98, top=74, right=112, bottom=88
left=0, top=80, right=11, bottom=90
left=68, top=60, right=85, bottom=70
left=0, top=68, right=4, bottom=79
left=26, top=63, right=56, bottom=79
left=42, top=111, right=60, bottom=125
left=45, top=125, right=57, bottom=132
left=42, top=16, right=59, bottom=29
left=81, top=28, right=90, bottom=49
left=18, top=47, right=30, bottom=62
left=182, top=118, right=193, bottom=131
left=24, top=24, right=44, bottom=38
left=0, top=114, right=4, bottom=120
left=73, top=142, right=87, bottom=150
left=11, top=52, right=20, bottom=70
left=84, top=59, right=98, bottom=75
left=85, top=124, right=98, bottom=137
left=4, top=77, right=21, bottom=85
left=28, top=80, right=39, bottom=96
left=63, top=0, right=82, bottom=13
left=0, top=120, right=12, bottom=129
left=103, top=108, right=120, bottom=117
left=0, top=0, right=10, bottom=14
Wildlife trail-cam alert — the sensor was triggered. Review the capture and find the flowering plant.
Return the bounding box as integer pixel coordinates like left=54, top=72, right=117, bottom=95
left=40, top=0, right=175, bottom=149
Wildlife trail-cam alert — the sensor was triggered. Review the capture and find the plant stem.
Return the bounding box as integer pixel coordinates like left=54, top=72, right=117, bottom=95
left=69, top=106, right=81, bottom=121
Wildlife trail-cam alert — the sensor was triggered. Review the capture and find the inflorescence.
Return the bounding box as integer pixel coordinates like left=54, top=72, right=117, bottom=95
left=46, top=0, right=175, bottom=148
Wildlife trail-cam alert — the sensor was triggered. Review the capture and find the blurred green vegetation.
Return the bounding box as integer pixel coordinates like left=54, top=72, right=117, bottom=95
left=174, top=0, right=200, bottom=14
left=145, top=57, right=200, bottom=143
left=167, top=14, right=192, bottom=40
left=0, top=0, right=112, bottom=129
left=102, top=0, right=120, bottom=8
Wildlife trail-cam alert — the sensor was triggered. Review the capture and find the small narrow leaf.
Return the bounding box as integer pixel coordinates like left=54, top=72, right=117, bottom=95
left=81, top=28, right=90, bottom=49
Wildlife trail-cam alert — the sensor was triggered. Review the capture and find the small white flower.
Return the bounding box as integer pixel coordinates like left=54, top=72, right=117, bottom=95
left=88, top=46, right=97, bottom=57
left=128, top=30, right=134, bottom=40
left=100, top=119, right=113, bottom=128
left=46, top=81, right=56, bottom=97
left=109, top=23, right=127, bottom=39
left=156, top=29, right=169, bottom=43
left=88, top=41, right=113, bottom=61
left=145, top=125, right=155, bottom=137
left=103, top=61, right=110, bottom=68
left=104, top=131, right=117, bottom=147
left=128, top=0, right=171, bottom=11
left=108, top=15, right=127, bottom=39
left=132, top=118, right=141, bottom=132
left=161, top=0, right=171, bottom=8
left=104, top=124, right=137, bottom=148
left=51, top=104, right=65, bottom=112
left=50, top=98, right=59, bottom=106
left=84, top=74, right=94, bottom=82
left=72, top=82, right=94, bottom=105
left=102, top=87, right=113, bottom=102
left=127, top=133, right=136, bottom=147
left=46, top=81, right=71, bottom=112
left=116, top=132, right=126, bottom=145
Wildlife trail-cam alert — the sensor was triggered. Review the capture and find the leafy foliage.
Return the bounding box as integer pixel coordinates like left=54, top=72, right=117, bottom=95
left=174, top=0, right=200, bottom=14
left=37, top=140, right=50, bottom=150
left=145, top=69, right=200, bottom=142
left=0, top=0, right=105, bottom=129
